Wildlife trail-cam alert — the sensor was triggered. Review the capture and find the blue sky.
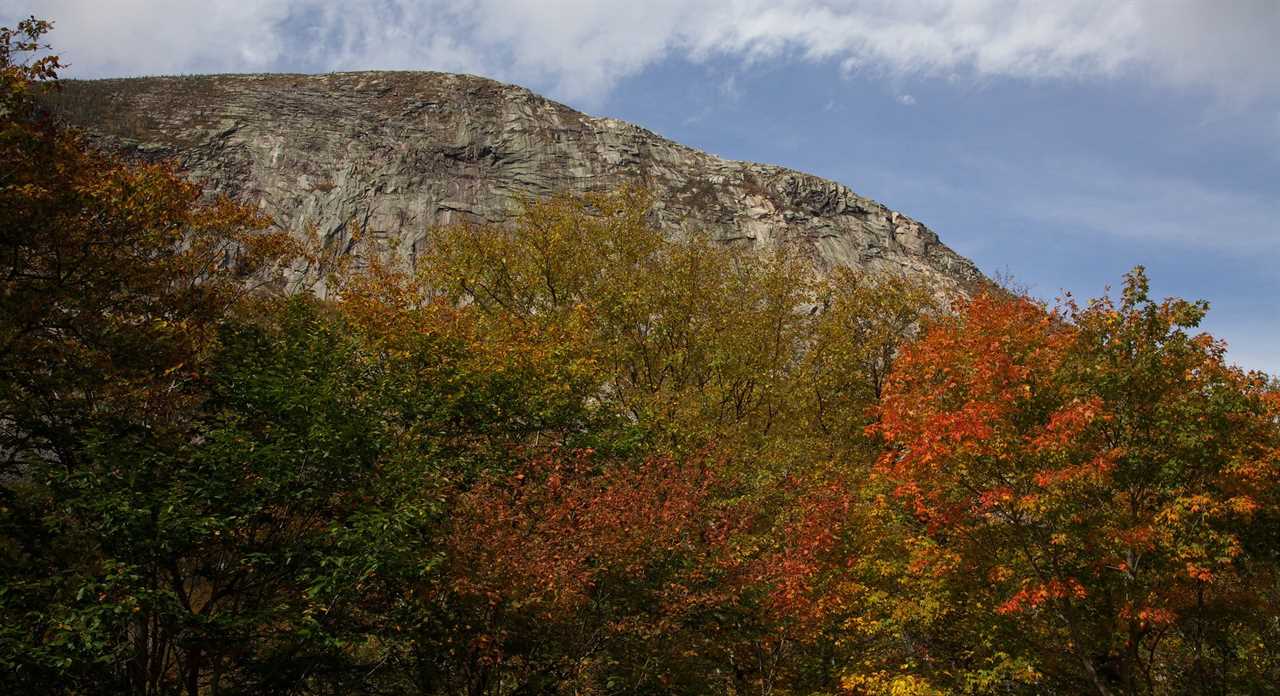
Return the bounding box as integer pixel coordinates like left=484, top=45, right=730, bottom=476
left=10, top=1, right=1278, bottom=373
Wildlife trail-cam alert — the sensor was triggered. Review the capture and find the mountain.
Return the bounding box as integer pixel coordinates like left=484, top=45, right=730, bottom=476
left=47, top=71, right=983, bottom=291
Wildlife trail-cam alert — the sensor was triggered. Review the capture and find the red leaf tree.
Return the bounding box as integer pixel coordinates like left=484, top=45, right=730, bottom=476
left=873, top=269, right=1280, bottom=694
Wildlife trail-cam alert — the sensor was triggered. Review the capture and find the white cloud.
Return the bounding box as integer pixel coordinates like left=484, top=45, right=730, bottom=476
left=6, top=1, right=1278, bottom=103
left=897, top=94, right=917, bottom=106
left=4, top=1, right=293, bottom=76
left=855, top=149, right=1280, bottom=258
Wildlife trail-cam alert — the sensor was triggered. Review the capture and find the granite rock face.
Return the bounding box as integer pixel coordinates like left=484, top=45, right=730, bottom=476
left=51, top=71, right=983, bottom=291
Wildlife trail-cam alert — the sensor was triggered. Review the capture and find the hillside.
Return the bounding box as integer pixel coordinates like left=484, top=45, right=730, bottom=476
left=45, top=71, right=982, bottom=292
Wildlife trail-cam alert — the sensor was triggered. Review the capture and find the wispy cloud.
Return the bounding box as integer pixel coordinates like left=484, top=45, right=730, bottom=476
left=1013, top=160, right=1280, bottom=256
left=719, top=73, right=742, bottom=101
left=10, top=1, right=1280, bottom=104
left=839, top=146, right=1280, bottom=260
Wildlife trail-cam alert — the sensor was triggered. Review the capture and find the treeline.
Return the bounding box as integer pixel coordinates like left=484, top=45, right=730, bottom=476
left=3, top=19, right=1279, bottom=695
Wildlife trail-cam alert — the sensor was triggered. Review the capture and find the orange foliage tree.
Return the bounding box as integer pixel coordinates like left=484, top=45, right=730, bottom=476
left=874, top=269, right=1280, bottom=694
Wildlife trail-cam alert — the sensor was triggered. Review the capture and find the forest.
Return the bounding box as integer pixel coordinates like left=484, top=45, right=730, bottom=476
left=3, top=18, right=1279, bottom=696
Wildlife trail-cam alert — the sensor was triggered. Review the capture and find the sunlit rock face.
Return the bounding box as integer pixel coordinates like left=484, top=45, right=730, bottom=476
left=52, top=71, right=983, bottom=291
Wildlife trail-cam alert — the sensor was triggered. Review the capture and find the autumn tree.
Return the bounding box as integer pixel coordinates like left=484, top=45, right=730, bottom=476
left=873, top=269, right=1280, bottom=694
left=420, top=189, right=940, bottom=469
left=805, top=269, right=941, bottom=460
left=0, top=19, right=314, bottom=694
left=0, top=16, right=296, bottom=468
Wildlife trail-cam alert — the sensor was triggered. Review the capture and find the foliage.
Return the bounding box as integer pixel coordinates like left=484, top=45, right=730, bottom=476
left=420, top=189, right=935, bottom=468
left=873, top=270, right=1280, bottom=694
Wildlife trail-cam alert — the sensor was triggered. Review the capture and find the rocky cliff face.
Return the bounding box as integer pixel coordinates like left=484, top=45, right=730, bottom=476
left=50, top=71, right=983, bottom=291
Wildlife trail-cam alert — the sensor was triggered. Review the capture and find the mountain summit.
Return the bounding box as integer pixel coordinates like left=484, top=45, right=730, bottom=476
left=50, top=71, right=982, bottom=291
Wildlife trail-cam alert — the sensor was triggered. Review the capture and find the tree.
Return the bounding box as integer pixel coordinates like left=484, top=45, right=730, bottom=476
left=873, top=269, right=1280, bottom=694
left=0, top=17, right=296, bottom=474
left=805, top=269, right=940, bottom=460
left=0, top=19, right=304, bottom=693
